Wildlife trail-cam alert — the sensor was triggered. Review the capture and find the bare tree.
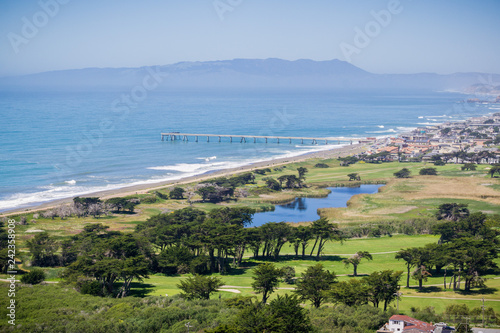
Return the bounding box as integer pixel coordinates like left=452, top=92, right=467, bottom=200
left=88, top=203, right=103, bottom=218
left=58, top=206, right=71, bottom=220
left=42, top=210, right=57, bottom=220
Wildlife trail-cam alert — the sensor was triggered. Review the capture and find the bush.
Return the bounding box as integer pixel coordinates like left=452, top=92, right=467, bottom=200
left=279, top=266, right=296, bottom=284
left=394, top=168, right=411, bottom=178
left=314, top=163, right=329, bottom=168
left=140, top=196, right=157, bottom=204
left=419, top=167, right=437, bottom=175
left=153, top=191, right=168, bottom=200
left=461, top=163, right=477, bottom=171
left=80, top=280, right=104, bottom=296
left=169, top=187, right=185, bottom=199
left=263, top=177, right=281, bottom=191
left=254, top=168, right=271, bottom=175
left=20, top=268, right=45, bottom=285
left=434, top=160, right=446, bottom=166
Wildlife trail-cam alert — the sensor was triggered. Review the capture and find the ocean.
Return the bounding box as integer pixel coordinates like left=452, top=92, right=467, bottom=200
left=0, top=89, right=494, bottom=212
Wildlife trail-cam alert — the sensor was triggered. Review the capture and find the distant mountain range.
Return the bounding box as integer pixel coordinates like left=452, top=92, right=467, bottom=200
left=1, top=58, right=499, bottom=93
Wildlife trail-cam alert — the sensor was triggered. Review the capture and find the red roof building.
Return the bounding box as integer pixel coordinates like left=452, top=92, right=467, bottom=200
left=377, top=315, right=436, bottom=333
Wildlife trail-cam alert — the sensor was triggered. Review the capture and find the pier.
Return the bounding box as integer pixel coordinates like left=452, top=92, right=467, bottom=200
left=161, top=132, right=360, bottom=145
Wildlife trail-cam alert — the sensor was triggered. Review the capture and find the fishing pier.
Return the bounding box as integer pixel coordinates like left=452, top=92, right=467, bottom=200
left=161, top=132, right=360, bottom=145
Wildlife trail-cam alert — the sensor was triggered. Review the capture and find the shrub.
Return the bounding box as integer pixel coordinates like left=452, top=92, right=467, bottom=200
left=279, top=266, right=296, bottom=284
left=153, top=191, right=168, bottom=200
left=80, top=280, right=104, bottom=296
left=314, top=163, right=329, bottom=168
left=394, top=168, right=411, bottom=178
left=263, top=177, right=281, bottom=191
left=461, top=163, right=477, bottom=171
left=419, top=167, right=437, bottom=175
left=20, top=268, right=45, bottom=285
left=140, top=196, right=157, bottom=204
left=254, top=168, right=271, bottom=175
left=169, top=187, right=185, bottom=199
left=434, top=160, right=446, bottom=166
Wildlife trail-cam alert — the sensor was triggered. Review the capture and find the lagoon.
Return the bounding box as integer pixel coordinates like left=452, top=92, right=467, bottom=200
left=250, top=184, right=383, bottom=227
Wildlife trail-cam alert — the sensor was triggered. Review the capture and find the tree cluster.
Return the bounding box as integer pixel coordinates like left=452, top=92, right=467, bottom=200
left=61, top=224, right=153, bottom=297
left=396, top=204, right=498, bottom=292
left=195, top=173, right=255, bottom=202
left=263, top=167, right=309, bottom=191
left=137, top=208, right=341, bottom=275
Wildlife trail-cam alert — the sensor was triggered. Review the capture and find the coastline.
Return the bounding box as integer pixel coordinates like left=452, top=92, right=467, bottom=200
left=0, top=142, right=370, bottom=217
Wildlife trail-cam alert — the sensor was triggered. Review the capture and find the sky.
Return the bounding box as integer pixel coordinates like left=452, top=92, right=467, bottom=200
left=0, top=0, right=499, bottom=77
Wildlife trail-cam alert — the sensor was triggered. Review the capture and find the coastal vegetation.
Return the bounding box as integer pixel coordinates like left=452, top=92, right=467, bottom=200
left=2, top=157, right=500, bottom=331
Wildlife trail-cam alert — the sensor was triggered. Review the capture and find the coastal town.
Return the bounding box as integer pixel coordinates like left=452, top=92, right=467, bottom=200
left=363, top=111, right=500, bottom=165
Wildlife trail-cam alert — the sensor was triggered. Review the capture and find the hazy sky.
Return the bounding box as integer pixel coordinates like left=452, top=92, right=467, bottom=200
left=1, top=0, right=499, bottom=77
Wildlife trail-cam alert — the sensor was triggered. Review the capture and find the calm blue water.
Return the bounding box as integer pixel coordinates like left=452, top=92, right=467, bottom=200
left=250, top=185, right=383, bottom=227
left=0, top=89, right=494, bottom=211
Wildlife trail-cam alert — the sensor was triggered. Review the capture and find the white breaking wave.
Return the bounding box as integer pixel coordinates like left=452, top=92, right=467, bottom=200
left=65, top=180, right=77, bottom=185
left=367, top=129, right=397, bottom=134
left=417, top=122, right=439, bottom=126
left=377, top=125, right=385, bottom=128
left=397, top=126, right=417, bottom=131
left=196, top=156, right=217, bottom=162
left=148, top=161, right=227, bottom=173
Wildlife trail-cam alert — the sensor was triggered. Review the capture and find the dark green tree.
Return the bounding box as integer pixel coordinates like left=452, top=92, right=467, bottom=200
left=363, top=270, right=403, bottom=311
left=177, top=274, right=223, bottom=300
left=419, top=167, right=438, bottom=175
left=347, top=173, right=361, bottom=181
left=264, top=177, right=282, bottom=191
left=251, top=263, right=281, bottom=304
left=294, top=263, right=337, bottom=308
left=330, top=279, right=371, bottom=307
left=297, top=167, right=308, bottom=187
left=277, top=174, right=299, bottom=189
left=488, top=165, right=500, bottom=178
left=196, top=186, right=218, bottom=202
left=20, top=268, right=45, bottom=284
left=292, top=225, right=313, bottom=258
left=26, top=232, right=59, bottom=267
left=394, top=168, right=411, bottom=178
left=169, top=187, right=185, bottom=199
left=157, top=245, right=193, bottom=275
left=63, top=226, right=151, bottom=297
left=435, top=203, right=469, bottom=221
left=266, top=294, right=313, bottom=332
left=461, top=163, right=477, bottom=171
left=343, top=251, right=373, bottom=276
left=309, top=218, right=342, bottom=258
left=395, top=248, right=421, bottom=288
left=233, top=295, right=313, bottom=333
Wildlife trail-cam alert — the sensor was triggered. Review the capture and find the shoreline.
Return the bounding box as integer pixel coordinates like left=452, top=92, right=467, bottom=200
left=0, top=142, right=370, bottom=217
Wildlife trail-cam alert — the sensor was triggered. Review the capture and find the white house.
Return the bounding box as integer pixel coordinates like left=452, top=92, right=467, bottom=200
left=377, top=315, right=454, bottom=333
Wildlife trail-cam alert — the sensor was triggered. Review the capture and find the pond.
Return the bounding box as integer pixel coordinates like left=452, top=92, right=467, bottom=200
left=250, top=184, right=383, bottom=227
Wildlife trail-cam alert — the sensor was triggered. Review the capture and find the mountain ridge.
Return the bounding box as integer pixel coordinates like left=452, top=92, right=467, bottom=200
left=1, top=58, right=498, bottom=92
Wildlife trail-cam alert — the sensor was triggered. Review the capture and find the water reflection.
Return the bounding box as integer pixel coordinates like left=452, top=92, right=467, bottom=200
left=282, top=197, right=307, bottom=211
left=250, top=184, right=383, bottom=227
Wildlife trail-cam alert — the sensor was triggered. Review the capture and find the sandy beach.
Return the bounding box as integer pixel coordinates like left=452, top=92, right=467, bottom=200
left=0, top=142, right=370, bottom=217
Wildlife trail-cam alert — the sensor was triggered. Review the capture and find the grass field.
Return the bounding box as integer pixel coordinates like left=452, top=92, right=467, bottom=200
left=4, top=159, right=500, bottom=317
left=124, top=233, right=500, bottom=314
